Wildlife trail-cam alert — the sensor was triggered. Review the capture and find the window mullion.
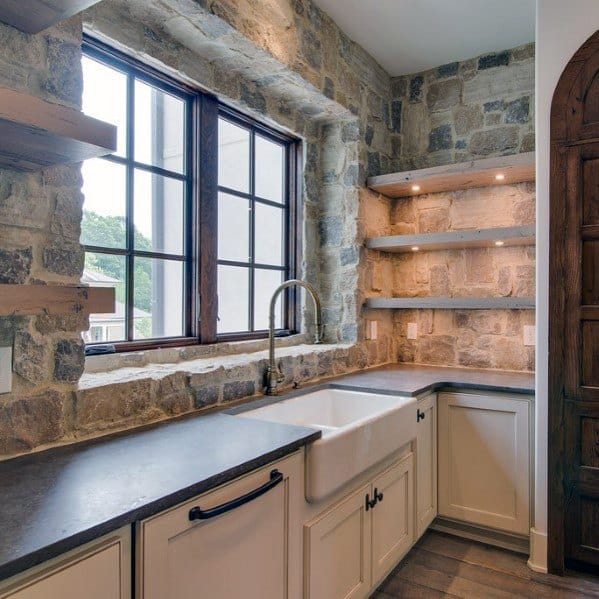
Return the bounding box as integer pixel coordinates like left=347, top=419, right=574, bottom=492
left=126, top=72, right=135, bottom=342
left=249, top=130, right=256, bottom=333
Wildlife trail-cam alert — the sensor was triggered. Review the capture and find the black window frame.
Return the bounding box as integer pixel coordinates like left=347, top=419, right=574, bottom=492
left=82, top=37, right=301, bottom=352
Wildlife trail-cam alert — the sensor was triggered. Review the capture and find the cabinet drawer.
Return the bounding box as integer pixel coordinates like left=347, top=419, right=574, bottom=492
left=138, top=452, right=300, bottom=599
left=0, top=528, right=131, bottom=599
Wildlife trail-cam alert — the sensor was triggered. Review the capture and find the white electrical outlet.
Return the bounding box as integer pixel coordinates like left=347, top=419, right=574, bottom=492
left=0, top=347, right=12, bottom=394
left=366, top=320, right=378, bottom=340
left=407, top=322, right=418, bottom=340
left=523, top=325, right=536, bottom=347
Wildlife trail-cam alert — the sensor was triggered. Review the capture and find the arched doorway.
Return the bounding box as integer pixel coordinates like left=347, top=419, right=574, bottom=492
left=549, top=30, right=599, bottom=573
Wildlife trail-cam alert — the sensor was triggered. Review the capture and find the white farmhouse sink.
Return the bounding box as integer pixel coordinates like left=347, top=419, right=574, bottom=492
left=237, top=388, right=417, bottom=502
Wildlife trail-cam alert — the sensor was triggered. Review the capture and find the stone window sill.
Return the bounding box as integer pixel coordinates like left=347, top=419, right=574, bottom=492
left=84, top=333, right=311, bottom=374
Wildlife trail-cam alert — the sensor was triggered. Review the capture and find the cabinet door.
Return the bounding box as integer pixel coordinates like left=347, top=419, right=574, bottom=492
left=438, top=392, right=531, bottom=534
left=371, top=453, right=414, bottom=585
left=416, top=394, right=437, bottom=538
left=0, top=528, right=130, bottom=599
left=138, top=454, right=299, bottom=599
left=304, top=483, right=371, bottom=599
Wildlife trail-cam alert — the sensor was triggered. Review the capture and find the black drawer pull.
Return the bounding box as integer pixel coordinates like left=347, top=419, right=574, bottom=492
left=417, top=409, right=426, bottom=422
left=189, top=469, right=284, bottom=521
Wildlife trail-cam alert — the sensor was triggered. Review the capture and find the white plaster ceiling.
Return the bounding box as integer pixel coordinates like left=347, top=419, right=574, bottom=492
left=314, top=0, right=536, bottom=76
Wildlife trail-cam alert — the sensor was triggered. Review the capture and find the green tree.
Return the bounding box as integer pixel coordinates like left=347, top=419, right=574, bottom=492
left=82, top=211, right=154, bottom=313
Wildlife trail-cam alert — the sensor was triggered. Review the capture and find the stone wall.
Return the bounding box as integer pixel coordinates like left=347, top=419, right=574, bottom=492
left=366, top=181, right=536, bottom=371
left=0, top=0, right=537, bottom=457
left=390, top=44, right=535, bottom=171
left=0, top=18, right=89, bottom=456
left=0, top=0, right=399, bottom=457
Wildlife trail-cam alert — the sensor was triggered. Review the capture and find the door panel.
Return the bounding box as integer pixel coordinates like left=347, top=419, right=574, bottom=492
left=416, top=394, right=437, bottom=537
left=562, top=143, right=599, bottom=568
left=438, top=392, right=531, bottom=535
left=371, top=454, right=414, bottom=585
left=304, top=483, right=371, bottom=599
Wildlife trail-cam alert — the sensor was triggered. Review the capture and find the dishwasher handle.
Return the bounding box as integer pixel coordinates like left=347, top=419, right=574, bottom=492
left=189, top=469, right=284, bottom=521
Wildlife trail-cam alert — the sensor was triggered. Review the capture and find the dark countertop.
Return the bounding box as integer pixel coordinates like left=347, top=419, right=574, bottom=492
left=325, top=363, right=535, bottom=397
left=0, top=362, right=534, bottom=582
left=0, top=413, right=320, bottom=581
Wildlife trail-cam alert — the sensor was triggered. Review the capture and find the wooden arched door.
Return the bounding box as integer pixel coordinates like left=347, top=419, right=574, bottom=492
left=550, top=30, right=599, bottom=573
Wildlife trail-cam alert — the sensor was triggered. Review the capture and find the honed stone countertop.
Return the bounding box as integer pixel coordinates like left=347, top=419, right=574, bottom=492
left=0, top=413, right=320, bottom=582
left=324, top=363, right=535, bottom=397
left=0, top=362, right=534, bottom=582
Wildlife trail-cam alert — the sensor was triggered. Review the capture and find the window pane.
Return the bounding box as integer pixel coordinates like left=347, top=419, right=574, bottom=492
left=218, top=265, right=249, bottom=333
left=218, top=119, right=250, bottom=193
left=83, top=252, right=126, bottom=343
left=82, top=56, right=127, bottom=156
left=255, top=135, right=285, bottom=203
left=254, top=269, right=284, bottom=331
left=218, top=193, right=249, bottom=263
left=81, top=159, right=127, bottom=249
left=133, top=258, right=184, bottom=339
left=134, top=171, right=184, bottom=255
left=135, top=80, right=186, bottom=174
left=255, top=203, right=285, bottom=266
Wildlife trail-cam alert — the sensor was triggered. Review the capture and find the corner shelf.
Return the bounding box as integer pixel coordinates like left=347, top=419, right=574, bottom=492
left=0, top=1, right=103, bottom=34
left=366, top=225, right=535, bottom=253
left=365, top=297, right=535, bottom=310
left=0, top=87, right=116, bottom=171
left=367, top=152, right=535, bottom=198
left=0, top=285, right=115, bottom=316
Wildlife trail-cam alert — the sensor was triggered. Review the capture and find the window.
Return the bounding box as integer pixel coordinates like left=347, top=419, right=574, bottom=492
left=81, top=39, right=299, bottom=351
left=217, top=113, right=291, bottom=336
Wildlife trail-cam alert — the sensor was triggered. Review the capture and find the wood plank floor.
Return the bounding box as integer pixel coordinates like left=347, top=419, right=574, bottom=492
left=374, top=531, right=599, bottom=598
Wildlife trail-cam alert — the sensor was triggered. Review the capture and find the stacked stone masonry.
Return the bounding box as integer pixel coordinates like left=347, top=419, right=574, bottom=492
left=0, top=0, right=535, bottom=457
left=390, top=44, right=535, bottom=171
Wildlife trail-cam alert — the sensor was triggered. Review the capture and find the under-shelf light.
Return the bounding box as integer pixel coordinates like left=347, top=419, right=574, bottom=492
left=411, top=246, right=420, bottom=252
left=411, top=184, right=421, bottom=192
left=494, top=240, right=505, bottom=247
left=495, top=173, right=506, bottom=181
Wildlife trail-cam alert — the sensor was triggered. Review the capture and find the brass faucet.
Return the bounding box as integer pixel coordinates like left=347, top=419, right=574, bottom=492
left=266, top=279, right=323, bottom=395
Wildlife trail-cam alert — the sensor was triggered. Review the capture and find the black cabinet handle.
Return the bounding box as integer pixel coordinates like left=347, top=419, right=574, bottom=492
left=374, top=488, right=384, bottom=503
left=189, top=469, right=283, bottom=521
left=417, top=409, right=426, bottom=422
left=365, top=493, right=377, bottom=511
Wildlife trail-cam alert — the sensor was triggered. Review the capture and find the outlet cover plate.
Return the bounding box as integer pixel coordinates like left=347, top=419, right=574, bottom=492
left=407, top=322, right=418, bottom=340
left=523, top=325, right=536, bottom=346
left=0, top=347, right=12, bottom=394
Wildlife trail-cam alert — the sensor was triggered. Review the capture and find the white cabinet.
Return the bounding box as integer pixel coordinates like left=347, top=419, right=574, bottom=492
left=305, top=482, right=372, bottom=599
left=137, top=451, right=303, bottom=599
left=371, top=456, right=414, bottom=584
left=415, top=393, right=437, bottom=537
left=0, top=528, right=130, bottom=599
left=438, top=392, right=532, bottom=535
left=304, top=453, right=414, bottom=599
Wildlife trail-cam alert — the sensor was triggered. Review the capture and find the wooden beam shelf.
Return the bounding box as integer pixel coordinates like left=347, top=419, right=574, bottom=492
left=0, top=285, right=115, bottom=316
left=366, top=225, right=535, bottom=253
left=0, top=87, right=117, bottom=171
left=367, top=152, right=536, bottom=199
left=365, top=297, right=535, bottom=310
left=0, top=0, right=103, bottom=34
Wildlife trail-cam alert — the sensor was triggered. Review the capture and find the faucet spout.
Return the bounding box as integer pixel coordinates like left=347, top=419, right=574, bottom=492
left=266, top=279, right=323, bottom=395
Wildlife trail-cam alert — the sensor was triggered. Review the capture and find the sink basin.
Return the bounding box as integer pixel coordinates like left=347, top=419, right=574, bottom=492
left=237, top=388, right=417, bottom=502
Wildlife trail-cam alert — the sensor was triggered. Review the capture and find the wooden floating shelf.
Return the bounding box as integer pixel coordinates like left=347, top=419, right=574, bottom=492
left=367, top=152, right=536, bottom=199
left=0, top=285, right=115, bottom=316
left=365, top=297, right=535, bottom=310
left=366, top=225, right=536, bottom=253
left=0, top=87, right=116, bottom=171
left=0, top=0, right=103, bottom=34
